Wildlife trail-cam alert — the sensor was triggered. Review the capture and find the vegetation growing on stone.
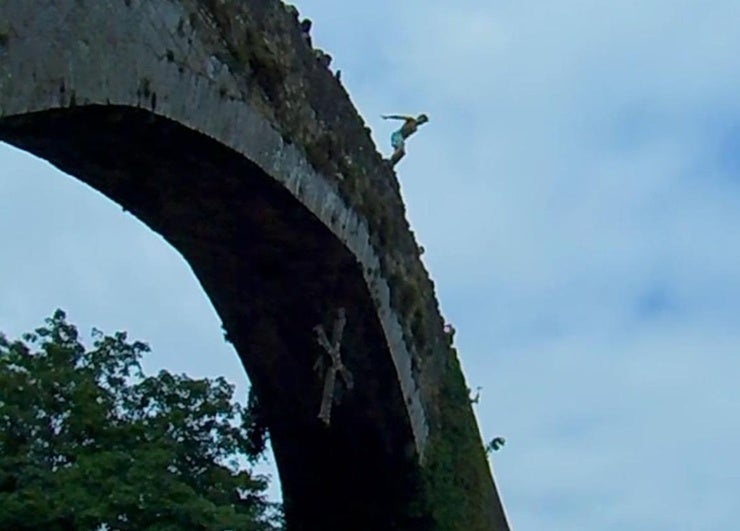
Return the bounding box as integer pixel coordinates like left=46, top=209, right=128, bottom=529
left=0, top=310, right=282, bottom=530
left=421, top=348, right=499, bottom=530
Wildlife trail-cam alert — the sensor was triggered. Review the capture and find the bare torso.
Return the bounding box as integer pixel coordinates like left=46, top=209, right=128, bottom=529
left=399, top=119, right=418, bottom=138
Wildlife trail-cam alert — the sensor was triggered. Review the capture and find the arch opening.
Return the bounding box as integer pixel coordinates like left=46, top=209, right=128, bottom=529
left=0, top=105, right=428, bottom=529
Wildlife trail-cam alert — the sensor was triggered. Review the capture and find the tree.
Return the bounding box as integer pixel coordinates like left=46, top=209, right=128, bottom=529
left=0, top=310, right=282, bottom=530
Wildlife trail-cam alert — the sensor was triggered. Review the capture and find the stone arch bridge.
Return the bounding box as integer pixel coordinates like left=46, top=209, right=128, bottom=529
left=0, top=1, right=509, bottom=529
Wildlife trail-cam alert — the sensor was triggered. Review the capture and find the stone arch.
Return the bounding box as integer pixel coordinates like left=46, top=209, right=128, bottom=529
left=0, top=1, right=509, bottom=529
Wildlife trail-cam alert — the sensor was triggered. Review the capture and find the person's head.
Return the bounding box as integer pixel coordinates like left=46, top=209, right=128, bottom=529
left=416, top=113, right=429, bottom=125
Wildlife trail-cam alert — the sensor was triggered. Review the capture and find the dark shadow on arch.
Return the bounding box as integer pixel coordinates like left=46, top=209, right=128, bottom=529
left=0, top=106, right=430, bottom=530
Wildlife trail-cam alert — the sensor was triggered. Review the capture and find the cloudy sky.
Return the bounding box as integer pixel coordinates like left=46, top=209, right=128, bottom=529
left=2, top=1, right=740, bottom=529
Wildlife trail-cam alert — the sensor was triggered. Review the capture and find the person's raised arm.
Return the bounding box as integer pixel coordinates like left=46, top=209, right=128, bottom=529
left=381, top=114, right=413, bottom=121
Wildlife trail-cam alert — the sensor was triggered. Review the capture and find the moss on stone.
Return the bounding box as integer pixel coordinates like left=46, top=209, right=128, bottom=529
left=421, top=347, right=496, bottom=530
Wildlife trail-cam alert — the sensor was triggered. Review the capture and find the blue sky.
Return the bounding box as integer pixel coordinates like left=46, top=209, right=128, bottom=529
left=2, top=1, right=740, bottom=529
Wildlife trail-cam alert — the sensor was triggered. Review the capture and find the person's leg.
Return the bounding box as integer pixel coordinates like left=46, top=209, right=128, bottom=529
left=389, top=131, right=405, bottom=165
left=390, top=147, right=405, bottom=166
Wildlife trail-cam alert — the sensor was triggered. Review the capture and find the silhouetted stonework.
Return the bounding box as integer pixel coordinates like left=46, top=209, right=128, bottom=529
left=0, top=1, right=509, bottom=529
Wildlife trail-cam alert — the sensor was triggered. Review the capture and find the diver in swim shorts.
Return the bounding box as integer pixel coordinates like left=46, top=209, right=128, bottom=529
left=382, top=113, right=429, bottom=166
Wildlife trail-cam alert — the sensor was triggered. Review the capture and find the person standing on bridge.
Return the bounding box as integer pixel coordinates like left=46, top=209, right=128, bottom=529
left=382, top=113, right=429, bottom=166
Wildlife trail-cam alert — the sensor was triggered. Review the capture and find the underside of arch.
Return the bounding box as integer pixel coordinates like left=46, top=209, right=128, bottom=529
left=0, top=106, right=429, bottom=530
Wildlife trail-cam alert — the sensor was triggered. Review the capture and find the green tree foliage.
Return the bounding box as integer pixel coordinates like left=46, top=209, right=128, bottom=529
left=0, top=310, right=282, bottom=531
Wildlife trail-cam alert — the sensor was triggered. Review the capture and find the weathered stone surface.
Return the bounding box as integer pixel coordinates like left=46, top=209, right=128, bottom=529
left=0, top=1, right=509, bottom=529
